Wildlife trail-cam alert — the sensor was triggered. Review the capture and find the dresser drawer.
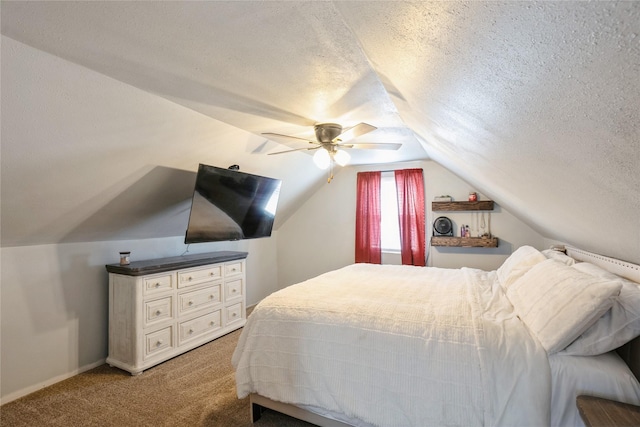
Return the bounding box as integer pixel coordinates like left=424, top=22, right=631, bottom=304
left=143, top=274, right=174, bottom=295
left=178, top=284, right=221, bottom=316
left=225, top=261, right=244, bottom=277
left=225, top=302, right=244, bottom=326
left=144, top=326, right=174, bottom=359
left=144, top=296, right=173, bottom=327
left=178, top=310, right=222, bottom=345
left=225, top=278, right=243, bottom=302
left=178, top=265, right=222, bottom=288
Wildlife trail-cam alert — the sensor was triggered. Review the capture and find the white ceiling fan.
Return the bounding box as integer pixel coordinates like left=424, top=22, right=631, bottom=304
left=263, top=123, right=402, bottom=176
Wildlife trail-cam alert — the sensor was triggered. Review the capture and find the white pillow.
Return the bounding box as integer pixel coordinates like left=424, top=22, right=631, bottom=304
left=506, top=259, right=623, bottom=354
left=497, top=245, right=547, bottom=289
left=561, top=262, right=640, bottom=356
left=542, top=249, right=576, bottom=266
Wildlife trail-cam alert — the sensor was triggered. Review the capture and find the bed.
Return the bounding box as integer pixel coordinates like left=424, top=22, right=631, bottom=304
left=232, top=245, right=640, bottom=426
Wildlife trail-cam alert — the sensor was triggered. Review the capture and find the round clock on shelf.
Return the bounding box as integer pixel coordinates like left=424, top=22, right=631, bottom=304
left=433, top=216, right=453, bottom=236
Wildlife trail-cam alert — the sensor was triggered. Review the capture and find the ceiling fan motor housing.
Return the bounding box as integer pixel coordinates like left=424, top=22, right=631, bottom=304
left=314, top=123, right=343, bottom=143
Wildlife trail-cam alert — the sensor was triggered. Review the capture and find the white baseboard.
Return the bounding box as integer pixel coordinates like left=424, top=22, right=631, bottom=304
left=1, top=359, right=106, bottom=405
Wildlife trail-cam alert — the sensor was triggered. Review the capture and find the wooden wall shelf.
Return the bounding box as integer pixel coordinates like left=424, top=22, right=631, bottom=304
left=432, top=200, right=494, bottom=211
left=431, top=236, right=499, bottom=248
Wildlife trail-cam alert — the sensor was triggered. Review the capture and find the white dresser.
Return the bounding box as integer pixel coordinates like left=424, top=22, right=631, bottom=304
left=105, top=251, right=248, bottom=375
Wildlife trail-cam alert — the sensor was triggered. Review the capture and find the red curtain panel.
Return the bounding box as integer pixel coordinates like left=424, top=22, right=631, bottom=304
left=355, top=171, right=382, bottom=264
left=395, top=168, right=426, bottom=266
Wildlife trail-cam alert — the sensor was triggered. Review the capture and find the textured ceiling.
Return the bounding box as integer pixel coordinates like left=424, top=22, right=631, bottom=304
left=1, top=1, right=425, bottom=163
left=1, top=1, right=639, bottom=263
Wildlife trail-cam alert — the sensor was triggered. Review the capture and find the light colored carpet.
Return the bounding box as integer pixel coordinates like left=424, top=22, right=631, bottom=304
left=0, top=327, right=314, bottom=427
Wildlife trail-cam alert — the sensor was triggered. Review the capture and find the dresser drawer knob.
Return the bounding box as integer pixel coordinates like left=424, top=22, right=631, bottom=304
left=188, top=300, right=194, bottom=306
left=155, top=282, right=161, bottom=288
left=187, top=276, right=193, bottom=281
left=232, top=289, right=237, bottom=293
left=232, top=312, right=237, bottom=317
left=210, top=272, right=214, bottom=276
left=156, top=340, right=163, bottom=346
left=188, top=329, right=194, bottom=334
left=210, top=321, right=215, bottom=326
left=156, top=310, right=162, bottom=315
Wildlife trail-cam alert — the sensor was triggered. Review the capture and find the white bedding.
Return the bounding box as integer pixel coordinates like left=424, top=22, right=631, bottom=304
left=232, top=263, right=551, bottom=426
left=549, top=351, right=640, bottom=427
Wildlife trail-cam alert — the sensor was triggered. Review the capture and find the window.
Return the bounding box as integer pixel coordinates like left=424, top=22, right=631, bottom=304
left=355, top=168, right=425, bottom=266
left=380, top=172, right=401, bottom=252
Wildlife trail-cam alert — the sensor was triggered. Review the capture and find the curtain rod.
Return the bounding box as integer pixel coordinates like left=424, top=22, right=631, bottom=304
left=360, top=168, right=424, bottom=173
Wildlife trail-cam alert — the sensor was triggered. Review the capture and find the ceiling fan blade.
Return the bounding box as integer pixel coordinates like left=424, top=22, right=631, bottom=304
left=333, top=122, right=377, bottom=142
left=342, top=142, right=402, bottom=150
left=262, top=132, right=314, bottom=144
left=268, top=146, right=320, bottom=155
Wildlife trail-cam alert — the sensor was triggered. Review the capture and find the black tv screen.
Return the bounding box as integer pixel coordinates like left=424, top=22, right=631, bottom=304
left=184, top=164, right=282, bottom=244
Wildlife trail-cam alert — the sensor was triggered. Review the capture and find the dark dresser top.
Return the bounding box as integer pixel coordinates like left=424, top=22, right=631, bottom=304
left=105, top=251, right=248, bottom=276
left=577, top=395, right=640, bottom=427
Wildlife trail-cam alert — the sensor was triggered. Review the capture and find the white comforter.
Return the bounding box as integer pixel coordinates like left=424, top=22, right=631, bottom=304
left=232, top=263, right=551, bottom=426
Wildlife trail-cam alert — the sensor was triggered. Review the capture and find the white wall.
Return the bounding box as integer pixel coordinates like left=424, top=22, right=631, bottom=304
left=0, top=36, right=317, bottom=249
left=277, top=160, right=545, bottom=288
left=422, top=162, right=545, bottom=269
left=0, top=235, right=278, bottom=403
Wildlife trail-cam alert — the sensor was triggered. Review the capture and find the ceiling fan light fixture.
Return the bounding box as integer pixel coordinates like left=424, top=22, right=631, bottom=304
left=333, top=149, right=350, bottom=166
left=313, top=148, right=331, bottom=170
left=264, top=122, right=400, bottom=178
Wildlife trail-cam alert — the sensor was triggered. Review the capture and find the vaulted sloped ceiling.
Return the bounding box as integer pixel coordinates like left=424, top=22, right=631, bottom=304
left=1, top=1, right=638, bottom=263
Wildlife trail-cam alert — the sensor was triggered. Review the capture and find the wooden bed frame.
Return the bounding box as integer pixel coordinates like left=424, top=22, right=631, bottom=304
left=249, top=246, right=640, bottom=426
left=250, top=394, right=353, bottom=427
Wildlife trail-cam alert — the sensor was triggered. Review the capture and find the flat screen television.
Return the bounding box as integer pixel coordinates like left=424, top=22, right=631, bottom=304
left=184, top=164, right=282, bottom=244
